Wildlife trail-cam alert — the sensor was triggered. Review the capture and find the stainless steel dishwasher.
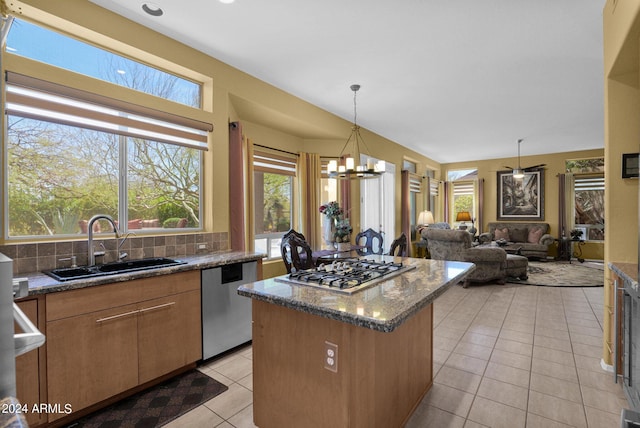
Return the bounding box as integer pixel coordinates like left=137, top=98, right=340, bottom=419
left=201, top=261, right=257, bottom=360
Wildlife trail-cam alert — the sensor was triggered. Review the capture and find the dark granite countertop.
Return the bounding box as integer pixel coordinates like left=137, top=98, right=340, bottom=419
left=17, top=251, right=265, bottom=296
left=238, top=256, right=475, bottom=333
left=609, top=262, right=638, bottom=290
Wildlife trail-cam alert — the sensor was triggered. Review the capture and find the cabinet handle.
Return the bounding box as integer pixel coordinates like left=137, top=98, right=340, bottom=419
left=614, top=278, right=619, bottom=382
left=95, top=309, right=140, bottom=324
left=138, top=302, right=175, bottom=313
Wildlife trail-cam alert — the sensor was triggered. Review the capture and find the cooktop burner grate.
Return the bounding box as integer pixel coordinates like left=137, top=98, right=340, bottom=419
left=276, top=258, right=415, bottom=294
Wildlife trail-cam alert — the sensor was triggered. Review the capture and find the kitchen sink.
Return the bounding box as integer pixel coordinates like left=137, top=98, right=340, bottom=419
left=44, top=257, right=186, bottom=281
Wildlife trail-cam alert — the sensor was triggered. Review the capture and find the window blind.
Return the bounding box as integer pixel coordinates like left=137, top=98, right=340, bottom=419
left=409, top=174, right=422, bottom=193
left=575, top=176, right=605, bottom=191
left=453, top=181, right=474, bottom=196
left=429, top=178, right=439, bottom=197
left=253, top=151, right=297, bottom=176
left=5, top=72, right=212, bottom=150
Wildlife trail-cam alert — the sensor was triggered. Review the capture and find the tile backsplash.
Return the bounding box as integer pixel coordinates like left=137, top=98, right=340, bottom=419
left=0, top=232, right=228, bottom=275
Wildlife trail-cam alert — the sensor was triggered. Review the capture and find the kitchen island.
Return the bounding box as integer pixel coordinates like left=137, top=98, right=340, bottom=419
left=238, top=256, right=474, bottom=428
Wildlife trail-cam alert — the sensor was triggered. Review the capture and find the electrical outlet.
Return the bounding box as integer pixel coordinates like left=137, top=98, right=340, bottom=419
left=324, top=341, right=338, bottom=372
left=197, top=243, right=208, bottom=250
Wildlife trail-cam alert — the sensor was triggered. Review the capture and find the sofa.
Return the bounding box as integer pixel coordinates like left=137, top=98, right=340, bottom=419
left=479, top=222, right=554, bottom=259
left=424, top=228, right=507, bottom=288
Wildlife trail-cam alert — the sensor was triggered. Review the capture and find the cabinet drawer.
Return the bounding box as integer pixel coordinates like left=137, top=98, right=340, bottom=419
left=47, top=303, right=139, bottom=421
left=47, top=270, right=200, bottom=321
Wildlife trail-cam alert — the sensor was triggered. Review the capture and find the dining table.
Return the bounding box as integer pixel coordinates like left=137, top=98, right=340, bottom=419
left=311, top=245, right=366, bottom=265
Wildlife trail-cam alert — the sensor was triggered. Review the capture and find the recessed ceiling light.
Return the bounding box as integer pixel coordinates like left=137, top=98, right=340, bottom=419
left=142, top=3, right=163, bottom=16
left=219, top=0, right=236, bottom=4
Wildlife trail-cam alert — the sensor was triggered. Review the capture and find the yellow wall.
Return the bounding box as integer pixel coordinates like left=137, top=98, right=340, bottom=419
left=601, top=0, right=640, bottom=366
left=444, top=149, right=605, bottom=260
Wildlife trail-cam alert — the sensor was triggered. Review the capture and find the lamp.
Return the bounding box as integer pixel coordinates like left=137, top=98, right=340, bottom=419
left=327, top=84, right=385, bottom=180
left=417, top=210, right=434, bottom=226
left=455, top=211, right=472, bottom=230
left=512, top=139, right=525, bottom=179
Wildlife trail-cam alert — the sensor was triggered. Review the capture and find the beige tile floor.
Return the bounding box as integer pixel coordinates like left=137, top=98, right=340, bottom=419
left=167, top=282, right=625, bottom=428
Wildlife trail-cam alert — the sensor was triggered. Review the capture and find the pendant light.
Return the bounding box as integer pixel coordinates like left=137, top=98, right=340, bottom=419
left=512, top=139, right=525, bottom=179
left=327, top=84, right=385, bottom=179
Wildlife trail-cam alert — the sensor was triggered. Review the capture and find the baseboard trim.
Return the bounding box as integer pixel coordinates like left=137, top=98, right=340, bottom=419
left=601, top=358, right=614, bottom=372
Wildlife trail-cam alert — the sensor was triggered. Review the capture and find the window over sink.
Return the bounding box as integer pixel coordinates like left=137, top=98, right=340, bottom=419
left=3, top=18, right=210, bottom=238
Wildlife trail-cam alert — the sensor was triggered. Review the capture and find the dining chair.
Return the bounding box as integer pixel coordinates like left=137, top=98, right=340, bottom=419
left=388, top=233, right=408, bottom=257
left=354, top=228, right=384, bottom=256
left=280, top=229, right=314, bottom=273
left=282, top=228, right=306, bottom=242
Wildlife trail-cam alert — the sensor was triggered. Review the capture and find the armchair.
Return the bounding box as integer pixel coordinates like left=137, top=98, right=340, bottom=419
left=424, top=228, right=507, bottom=288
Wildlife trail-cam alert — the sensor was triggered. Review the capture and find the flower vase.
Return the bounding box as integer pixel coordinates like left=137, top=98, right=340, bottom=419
left=337, top=242, right=350, bottom=251
left=322, top=216, right=336, bottom=246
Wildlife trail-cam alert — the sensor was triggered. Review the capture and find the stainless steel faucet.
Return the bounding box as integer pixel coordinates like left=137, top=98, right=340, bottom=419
left=87, top=214, right=120, bottom=266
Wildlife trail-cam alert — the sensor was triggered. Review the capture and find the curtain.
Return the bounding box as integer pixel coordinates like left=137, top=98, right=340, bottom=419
left=400, top=170, right=411, bottom=256
left=229, top=122, right=245, bottom=251
left=298, top=152, right=322, bottom=249
left=476, top=178, right=484, bottom=234
left=560, top=173, right=575, bottom=238
left=443, top=181, right=450, bottom=223
left=228, top=122, right=254, bottom=251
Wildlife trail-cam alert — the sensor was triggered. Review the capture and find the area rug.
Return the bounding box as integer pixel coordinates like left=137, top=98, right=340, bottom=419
left=70, top=370, right=228, bottom=427
left=506, top=261, right=604, bottom=287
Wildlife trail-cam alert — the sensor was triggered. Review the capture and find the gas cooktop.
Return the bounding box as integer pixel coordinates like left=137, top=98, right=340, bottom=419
left=275, top=258, right=416, bottom=294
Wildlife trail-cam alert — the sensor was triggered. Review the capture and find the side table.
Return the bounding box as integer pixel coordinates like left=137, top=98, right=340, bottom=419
left=415, top=240, right=429, bottom=258
left=555, top=237, right=585, bottom=263
left=572, top=239, right=585, bottom=263
left=555, top=237, right=571, bottom=262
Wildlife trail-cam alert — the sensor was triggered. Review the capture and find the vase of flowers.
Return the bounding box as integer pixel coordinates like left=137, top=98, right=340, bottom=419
left=334, top=218, right=353, bottom=250
left=319, top=201, right=343, bottom=245
left=570, top=228, right=583, bottom=241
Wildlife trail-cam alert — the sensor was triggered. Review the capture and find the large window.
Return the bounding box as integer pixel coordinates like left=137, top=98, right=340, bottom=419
left=6, top=19, right=200, bottom=107
left=573, top=175, right=605, bottom=241
left=253, top=152, right=296, bottom=259
left=3, top=19, right=208, bottom=238
left=448, top=169, right=478, bottom=226
left=7, top=118, right=202, bottom=237
left=566, top=158, right=605, bottom=242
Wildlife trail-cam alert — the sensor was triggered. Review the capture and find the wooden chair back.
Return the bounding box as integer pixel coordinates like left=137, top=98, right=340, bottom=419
left=389, top=233, right=408, bottom=257
left=354, top=228, right=384, bottom=256
left=280, top=229, right=313, bottom=273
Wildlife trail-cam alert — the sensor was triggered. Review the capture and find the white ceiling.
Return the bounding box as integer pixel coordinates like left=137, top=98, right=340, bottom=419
left=90, top=0, right=605, bottom=164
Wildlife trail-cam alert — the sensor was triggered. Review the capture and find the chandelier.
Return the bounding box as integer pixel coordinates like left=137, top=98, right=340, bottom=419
left=327, top=84, right=385, bottom=179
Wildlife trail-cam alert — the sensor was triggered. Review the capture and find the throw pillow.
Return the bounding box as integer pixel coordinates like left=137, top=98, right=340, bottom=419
left=511, top=228, right=528, bottom=243
left=494, top=227, right=510, bottom=241
left=528, top=227, right=544, bottom=244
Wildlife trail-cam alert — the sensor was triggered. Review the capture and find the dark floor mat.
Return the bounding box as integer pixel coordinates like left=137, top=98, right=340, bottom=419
left=66, top=370, right=228, bottom=428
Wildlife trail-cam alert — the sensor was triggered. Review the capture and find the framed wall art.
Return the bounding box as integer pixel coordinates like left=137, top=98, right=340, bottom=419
left=622, top=153, right=639, bottom=178
left=497, top=169, right=544, bottom=221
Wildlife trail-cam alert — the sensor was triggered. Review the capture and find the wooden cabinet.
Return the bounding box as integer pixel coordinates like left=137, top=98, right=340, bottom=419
left=46, top=271, right=201, bottom=422
left=138, top=290, right=201, bottom=383
left=47, top=302, right=139, bottom=416
left=15, top=298, right=46, bottom=427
